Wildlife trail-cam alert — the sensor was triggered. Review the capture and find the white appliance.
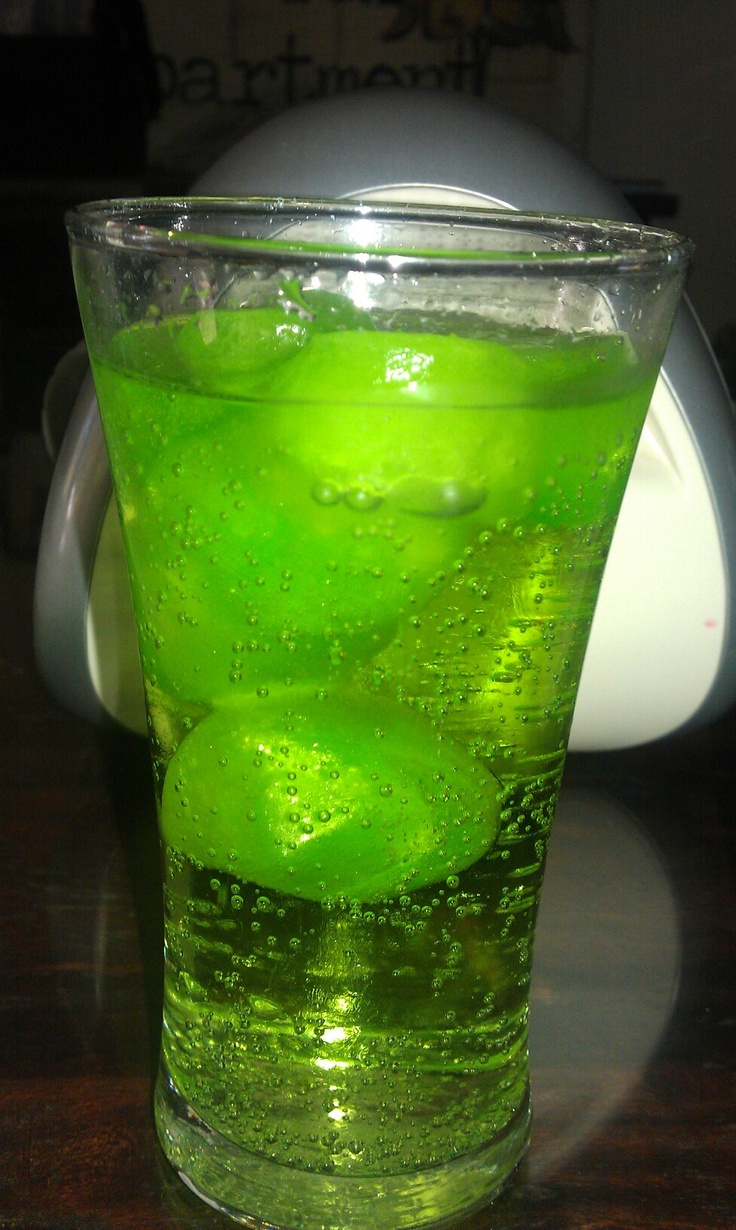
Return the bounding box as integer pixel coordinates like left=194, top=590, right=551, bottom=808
left=34, top=89, right=736, bottom=750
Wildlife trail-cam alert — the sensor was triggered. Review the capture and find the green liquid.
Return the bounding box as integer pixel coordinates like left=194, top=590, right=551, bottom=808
left=91, top=310, right=655, bottom=1220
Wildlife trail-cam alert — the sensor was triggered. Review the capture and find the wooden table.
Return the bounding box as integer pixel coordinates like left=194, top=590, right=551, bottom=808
left=1, top=543, right=734, bottom=1228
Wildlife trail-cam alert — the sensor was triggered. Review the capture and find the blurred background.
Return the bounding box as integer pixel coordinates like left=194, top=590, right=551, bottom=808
left=1, top=0, right=734, bottom=551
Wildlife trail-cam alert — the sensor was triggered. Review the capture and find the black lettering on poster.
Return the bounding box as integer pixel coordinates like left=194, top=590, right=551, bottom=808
left=155, top=32, right=489, bottom=109
left=153, top=2, right=573, bottom=111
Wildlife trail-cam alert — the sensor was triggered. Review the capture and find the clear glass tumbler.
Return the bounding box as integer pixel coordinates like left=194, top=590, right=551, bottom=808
left=66, top=200, right=691, bottom=1230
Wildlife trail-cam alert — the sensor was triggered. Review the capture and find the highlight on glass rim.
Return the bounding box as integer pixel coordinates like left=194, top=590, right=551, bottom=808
left=66, top=197, right=691, bottom=1230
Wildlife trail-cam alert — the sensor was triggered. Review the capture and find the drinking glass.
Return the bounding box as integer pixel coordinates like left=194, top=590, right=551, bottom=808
left=66, top=199, right=690, bottom=1230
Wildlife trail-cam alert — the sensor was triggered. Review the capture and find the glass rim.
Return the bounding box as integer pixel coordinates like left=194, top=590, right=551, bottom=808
left=65, top=196, right=694, bottom=276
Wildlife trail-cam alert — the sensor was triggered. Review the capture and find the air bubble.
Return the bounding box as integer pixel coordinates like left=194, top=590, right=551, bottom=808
left=312, top=479, right=342, bottom=506
left=345, top=485, right=383, bottom=512
left=392, top=475, right=486, bottom=518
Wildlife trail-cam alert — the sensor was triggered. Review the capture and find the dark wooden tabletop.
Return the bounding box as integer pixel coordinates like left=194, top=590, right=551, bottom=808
left=1, top=541, right=734, bottom=1230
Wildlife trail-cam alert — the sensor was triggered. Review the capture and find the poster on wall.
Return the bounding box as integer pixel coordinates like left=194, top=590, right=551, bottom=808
left=146, top=0, right=584, bottom=177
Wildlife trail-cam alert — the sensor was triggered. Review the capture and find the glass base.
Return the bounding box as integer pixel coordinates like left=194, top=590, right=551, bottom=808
left=154, top=1059, right=531, bottom=1230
